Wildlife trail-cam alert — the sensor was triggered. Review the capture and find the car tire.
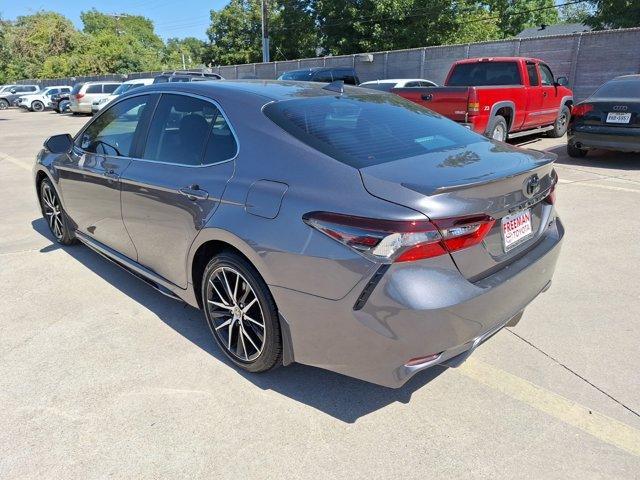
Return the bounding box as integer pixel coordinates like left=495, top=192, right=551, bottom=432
left=487, top=115, right=508, bottom=142
left=201, top=251, right=282, bottom=373
left=31, top=100, right=45, bottom=112
left=0, top=99, right=9, bottom=110
left=567, top=143, right=588, bottom=158
left=548, top=105, right=570, bottom=138
left=39, top=178, right=77, bottom=245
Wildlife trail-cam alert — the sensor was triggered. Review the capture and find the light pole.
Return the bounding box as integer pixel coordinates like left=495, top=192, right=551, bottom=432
left=261, top=0, right=270, bottom=63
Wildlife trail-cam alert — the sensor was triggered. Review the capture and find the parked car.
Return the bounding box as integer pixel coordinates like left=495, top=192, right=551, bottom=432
left=359, top=78, right=438, bottom=91
left=69, top=81, right=121, bottom=114
left=278, top=67, right=360, bottom=85
left=0, top=85, right=39, bottom=110
left=393, top=57, right=573, bottom=142
left=567, top=74, right=640, bottom=157
left=92, top=78, right=155, bottom=114
left=51, top=92, right=71, bottom=113
left=152, top=71, right=224, bottom=84
left=17, top=85, right=72, bottom=112
left=34, top=81, right=563, bottom=388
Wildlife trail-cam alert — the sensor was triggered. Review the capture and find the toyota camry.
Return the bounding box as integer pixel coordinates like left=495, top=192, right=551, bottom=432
left=33, top=80, right=563, bottom=387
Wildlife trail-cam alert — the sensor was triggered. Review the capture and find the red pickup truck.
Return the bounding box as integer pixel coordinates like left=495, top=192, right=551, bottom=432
left=393, top=57, right=573, bottom=142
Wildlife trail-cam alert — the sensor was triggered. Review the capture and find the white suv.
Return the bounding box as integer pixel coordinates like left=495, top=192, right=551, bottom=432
left=17, top=85, right=72, bottom=112
left=69, top=81, right=121, bottom=114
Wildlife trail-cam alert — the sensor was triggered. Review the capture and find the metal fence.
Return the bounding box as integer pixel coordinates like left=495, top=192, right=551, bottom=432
left=16, top=27, right=640, bottom=101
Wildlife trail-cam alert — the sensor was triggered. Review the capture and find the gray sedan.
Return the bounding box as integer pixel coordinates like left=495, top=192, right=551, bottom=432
left=33, top=80, right=563, bottom=387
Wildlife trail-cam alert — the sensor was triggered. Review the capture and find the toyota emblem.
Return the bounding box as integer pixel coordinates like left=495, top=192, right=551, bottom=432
left=524, top=174, right=541, bottom=197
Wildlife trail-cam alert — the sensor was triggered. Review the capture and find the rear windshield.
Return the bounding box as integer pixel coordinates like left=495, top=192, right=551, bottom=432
left=71, top=84, right=84, bottom=94
left=263, top=94, right=482, bottom=168
left=593, top=79, right=640, bottom=98
left=279, top=70, right=314, bottom=81
left=360, top=83, right=395, bottom=92
left=448, top=62, right=522, bottom=86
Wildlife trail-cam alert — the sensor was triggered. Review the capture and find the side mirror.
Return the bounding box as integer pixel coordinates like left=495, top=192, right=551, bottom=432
left=10, top=88, right=16, bottom=94
left=44, top=134, right=73, bottom=154
left=556, top=76, right=568, bottom=87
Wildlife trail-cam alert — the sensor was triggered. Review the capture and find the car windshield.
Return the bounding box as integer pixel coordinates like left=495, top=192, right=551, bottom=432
left=593, top=79, right=640, bottom=98
left=71, top=84, right=83, bottom=94
left=279, top=71, right=314, bottom=81
left=359, top=83, right=395, bottom=92
left=448, top=62, right=522, bottom=86
left=264, top=94, right=482, bottom=169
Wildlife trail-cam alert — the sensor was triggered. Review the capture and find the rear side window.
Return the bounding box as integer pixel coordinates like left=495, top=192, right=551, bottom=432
left=86, top=84, right=102, bottom=94
left=103, top=84, right=119, bottom=93
left=264, top=94, right=481, bottom=168
left=448, top=62, right=522, bottom=86
left=280, top=70, right=313, bottom=81
left=142, top=94, right=237, bottom=165
left=333, top=69, right=358, bottom=85
left=527, top=63, right=539, bottom=86
left=77, top=95, right=150, bottom=157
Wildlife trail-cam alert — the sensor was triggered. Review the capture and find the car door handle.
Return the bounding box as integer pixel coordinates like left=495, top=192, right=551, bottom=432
left=179, top=185, right=209, bottom=201
left=543, top=91, right=548, bottom=97
left=421, top=93, right=433, bottom=101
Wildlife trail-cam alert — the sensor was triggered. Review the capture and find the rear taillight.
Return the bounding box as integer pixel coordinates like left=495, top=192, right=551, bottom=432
left=571, top=103, right=592, bottom=117
left=544, top=173, right=558, bottom=205
left=75, top=93, right=84, bottom=100
left=303, top=212, right=495, bottom=263
left=467, top=87, right=479, bottom=116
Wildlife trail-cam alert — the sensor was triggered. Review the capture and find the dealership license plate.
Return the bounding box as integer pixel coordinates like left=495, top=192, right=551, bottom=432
left=606, top=112, right=631, bottom=124
left=502, top=209, right=533, bottom=252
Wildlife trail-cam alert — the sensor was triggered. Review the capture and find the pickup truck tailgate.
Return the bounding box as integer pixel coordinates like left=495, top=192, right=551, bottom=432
left=392, top=87, right=471, bottom=122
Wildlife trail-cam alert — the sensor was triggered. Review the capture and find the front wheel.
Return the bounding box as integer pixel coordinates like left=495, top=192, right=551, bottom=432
left=202, top=252, right=282, bottom=373
left=548, top=105, right=571, bottom=138
left=487, top=115, right=508, bottom=142
left=31, top=100, right=45, bottom=112
left=39, top=178, right=76, bottom=245
left=0, top=99, right=9, bottom=110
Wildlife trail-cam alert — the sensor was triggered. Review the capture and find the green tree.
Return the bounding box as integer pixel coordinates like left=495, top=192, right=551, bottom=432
left=164, top=37, right=207, bottom=69
left=558, top=2, right=593, bottom=23
left=585, top=0, right=640, bottom=29
left=485, top=0, right=560, bottom=37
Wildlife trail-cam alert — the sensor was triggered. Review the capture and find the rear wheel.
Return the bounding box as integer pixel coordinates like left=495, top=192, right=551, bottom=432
left=567, top=143, right=587, bottom=158
left=0, top=99, right=9, bottom=110
left=39, top=178, right=76, bottom=245
left=548, top=105, right=570, bottom=138
left=202, top=252, right=282, bottom=373
left=487, top=115, right=508, bottom=142
left=31, top=100, right=45, bottom=112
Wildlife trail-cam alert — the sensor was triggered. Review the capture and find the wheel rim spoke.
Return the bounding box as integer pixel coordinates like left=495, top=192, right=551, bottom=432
left=206, top=266, right=267, bottom=362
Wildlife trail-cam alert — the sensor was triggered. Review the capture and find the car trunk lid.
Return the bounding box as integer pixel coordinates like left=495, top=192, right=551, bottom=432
left=359, top=139, right=557, bottom=280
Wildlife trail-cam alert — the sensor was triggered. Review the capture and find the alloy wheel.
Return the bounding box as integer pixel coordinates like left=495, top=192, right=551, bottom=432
left=32, top=101, right=44, bottom=112
left=41, top=183, right=64, bottom=240
left=206, top=266, right=266, bottom=362
left=492, top=124, right=506, bottom=141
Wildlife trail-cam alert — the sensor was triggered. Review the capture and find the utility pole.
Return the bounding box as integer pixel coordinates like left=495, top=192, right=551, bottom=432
left=181, top=52, right=187, bottom=70
left=261, top=0, right=270, bottom=63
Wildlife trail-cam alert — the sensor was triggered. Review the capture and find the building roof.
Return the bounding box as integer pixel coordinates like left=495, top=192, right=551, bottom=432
left=516, top=23, right=591, bottom=38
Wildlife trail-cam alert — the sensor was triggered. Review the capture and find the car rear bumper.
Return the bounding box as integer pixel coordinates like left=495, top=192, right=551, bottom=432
left=272, top=216, right=564, bottom=388
left=569, top=127, right=640, bottom=152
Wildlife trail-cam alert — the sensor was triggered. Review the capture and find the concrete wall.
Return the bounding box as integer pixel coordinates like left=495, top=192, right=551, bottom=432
left=17, top=28, right=640, bottom=101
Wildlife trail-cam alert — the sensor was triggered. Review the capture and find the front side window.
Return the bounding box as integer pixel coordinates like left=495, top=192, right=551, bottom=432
left=448, top=62, right=522, bottom=86
left=539, top=64, right=555, bottom=86
left=312, top=70, right=333, bottom=83
left=76, top=95, right=150, bottom=157
left=142, top=94, right=237, bottom=166
left=264, top=93, right=481, bottom=169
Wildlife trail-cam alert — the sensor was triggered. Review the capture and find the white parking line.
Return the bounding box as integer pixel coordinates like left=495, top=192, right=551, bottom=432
left=558, top=178, right=640, bottom=194
left=0, top=151, right=31, bottom=172
left=458, top=358, right=640, bottom=457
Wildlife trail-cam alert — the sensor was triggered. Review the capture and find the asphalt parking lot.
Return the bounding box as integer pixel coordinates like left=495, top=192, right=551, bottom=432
left=1, top=108, right=639, bottom=479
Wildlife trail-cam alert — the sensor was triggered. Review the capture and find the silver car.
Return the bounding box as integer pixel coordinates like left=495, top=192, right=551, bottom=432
left=69, top=81, right=121, bottom=114
left=33, top=81, right=563, bottom=388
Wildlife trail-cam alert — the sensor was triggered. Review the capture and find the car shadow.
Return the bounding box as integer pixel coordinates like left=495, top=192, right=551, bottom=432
left=31, top=218, right=445, bottom=423
left=545, top=144, right=640, bottom=170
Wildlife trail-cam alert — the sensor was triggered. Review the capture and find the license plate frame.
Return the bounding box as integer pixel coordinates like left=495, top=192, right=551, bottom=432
left=606, top=112, right=631, bottom=124
left=501, top=209, right=533, bottom=253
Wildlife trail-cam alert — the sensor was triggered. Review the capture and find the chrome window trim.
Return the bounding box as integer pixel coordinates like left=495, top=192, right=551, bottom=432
left=74, top=90, right=239, bottom=168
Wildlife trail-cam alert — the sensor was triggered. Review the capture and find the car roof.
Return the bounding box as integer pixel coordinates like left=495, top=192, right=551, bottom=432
left=127, top=79, right=375, bottom=103
left=612, top=74, right=640, bottom=81
left=123, top=78, right=154, bottom=84
left=454, top=57, right=543, bottom=64
left=360, top=78, right=431, bottom=84
left=285, top=67, right=355, bottom=73
left=82, top=81, right=122, bottom=85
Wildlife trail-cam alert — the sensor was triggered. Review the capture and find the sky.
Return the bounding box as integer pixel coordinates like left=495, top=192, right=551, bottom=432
left=0, top=0, right=229, bottom=39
